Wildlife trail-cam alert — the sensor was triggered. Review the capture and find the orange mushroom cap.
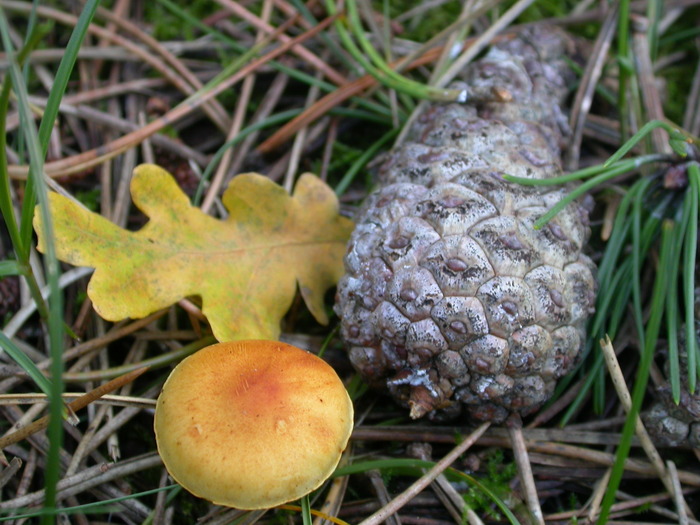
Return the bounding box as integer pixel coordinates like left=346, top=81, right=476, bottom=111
left=154, top=340, right=353, bottom=509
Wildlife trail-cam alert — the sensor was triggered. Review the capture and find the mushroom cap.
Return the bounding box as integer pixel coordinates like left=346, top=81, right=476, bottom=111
left=154, top=340, right=354, bottom=509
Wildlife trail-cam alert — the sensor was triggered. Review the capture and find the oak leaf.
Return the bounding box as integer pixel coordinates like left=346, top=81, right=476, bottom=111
left=34, top=164, right=354, bottom=341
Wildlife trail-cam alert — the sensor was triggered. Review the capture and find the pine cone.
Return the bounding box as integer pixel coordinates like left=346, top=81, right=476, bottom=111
left=644, top=387, right=700, bottom=448
left=334, top=27, right=597, bottom=422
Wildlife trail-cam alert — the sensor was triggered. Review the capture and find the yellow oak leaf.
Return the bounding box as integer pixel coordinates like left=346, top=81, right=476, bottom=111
left=34, top=164, right=354, bottom=341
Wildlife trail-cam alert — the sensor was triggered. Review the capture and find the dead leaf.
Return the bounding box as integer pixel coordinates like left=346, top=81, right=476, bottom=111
left=34, top=164, right=354, bottom=341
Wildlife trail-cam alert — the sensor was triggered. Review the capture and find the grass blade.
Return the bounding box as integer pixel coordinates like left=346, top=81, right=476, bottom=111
left=0, top=31, right=36, bottom=256
left=343, top=0, right=465, bottom=102
left=0, top=260, right=21, bottom=277
left=335, top=127, right=399, bottom=196
left=301, top=494, right=312, bottom=525
left=0, top=0, right=101, bottom=519
left=666, top=214, right=685, bottom=404
left=324, top=0, right=465, bottom=103
left=597, top=219, right=675, bottom=524
left=18, top=0, right=101, bottom=253
left=193, top=108, right=304, bottom=205
left=503, top=154, right=666, bottom=187
left=630, top=177, right=655, bottom=351
left=0, top=9, right=62, bottom=520
left=0, top=19, right=52, bottom=321
left=0, top=484, right=177, bottom=521
left=685, top=164, right=699, bottom=391
left=532, top=161, right=657, bottom=229
left=335, top=458, right=519, bottom=523
left=155, top=0, right=391, bottom=118
left=603, top=120, right=691, bottom=167
left=0, top=332, right=52, bottom=396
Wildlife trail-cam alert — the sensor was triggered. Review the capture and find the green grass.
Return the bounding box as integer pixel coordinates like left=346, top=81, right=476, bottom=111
left=512, top=128, right=699, bottom=523
left=0, top=0, right=101, bottom=519
left=462, top=449, right=517, bottom=520
left=145, top=0, right=216, bottom=41
left=335, top=457, right=519, bottom=523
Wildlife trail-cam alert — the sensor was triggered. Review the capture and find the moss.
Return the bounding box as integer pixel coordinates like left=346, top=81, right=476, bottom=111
left=378, top=0, right=463, bottom=43
left=657, top=24, right=700, bottom=125
left=145, top=0, right=218, bottom=41
left=515, top=0, right=584, bottom=21
left=75, top=188, right=101, bottom=212
left=462, top=449, right=517, bottom=520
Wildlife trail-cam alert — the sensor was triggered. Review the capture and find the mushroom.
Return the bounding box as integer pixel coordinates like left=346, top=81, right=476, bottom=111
left=154, top=340, right=353, bottom=509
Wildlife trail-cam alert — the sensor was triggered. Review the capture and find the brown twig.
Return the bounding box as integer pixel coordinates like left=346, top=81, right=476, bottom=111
left=1, top=0, right=230, bottom=132
left=564, top=4, right=618, bottom=170
left=0, top=367, right=149, bottom=451
left=508, top=418, right=544, bottom=525
left=599, top=335, right=691, bottom=513
left=357, top=422, right=490, bottom=525
left=631, top=16, right=672, bottom=155
left=256, top=44, right=448, bottom=154
left=200, top=0, right=276, bottom=213
left=667, top=460, right=690, bottom=525
left=6, top=12, right=339, bottom=179
left=213, top=0, right=348, bottom=86
left=0, top=457, right=22, bottom=489
left=95, top=6, right=232, bottom=131
left=0, top=452, right=162, bottom=510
